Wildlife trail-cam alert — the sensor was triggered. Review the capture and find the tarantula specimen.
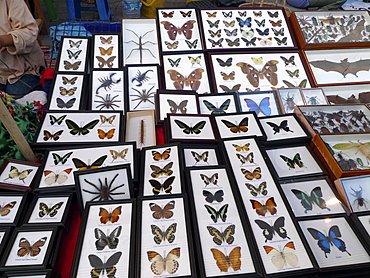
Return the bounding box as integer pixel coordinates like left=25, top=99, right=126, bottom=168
left=95, top=94, right=121, bottom=110
left=130, top=85, right=155, bottom=109
left=82, top=173, right=125, bottom=201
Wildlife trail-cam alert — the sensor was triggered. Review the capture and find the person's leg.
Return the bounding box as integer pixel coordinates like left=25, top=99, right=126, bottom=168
left=5, top=74, right=43, bottom=98
left=0, top=83, right=6, bottom=92
left=308, top=0, right=346, bottom=9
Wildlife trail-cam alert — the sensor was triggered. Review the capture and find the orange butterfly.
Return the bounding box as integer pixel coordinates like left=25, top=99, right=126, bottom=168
left=206, top=11, right=217, bottom=17
left=110, top=149, right=128, bottom=160
left=152, top=148, right=171, bottom=161
left=161, top=11, right=174, bottom=18
left=99, top=206, right=122, bottom=224
left=98, top=46, right=114, bottom=56
left=167, top=69, right=204, bottom=91
left=269, top=20, right=282, bottom=27
left=241, top=167, right=261, bottom=180
left=100, top=36, right=113, bottom=44
left=149, top=200, right=175, bottom=219
left=220, top=71, right=235, bottom=80
left=250, top=197, right=277, bottom=216
left=18, top=237, right=47, bottom=257
left=97, top=129, right=115, bottom=139
left=210, top=247, right=241, bottom=272
left=0, top=201, right=16, bottom=216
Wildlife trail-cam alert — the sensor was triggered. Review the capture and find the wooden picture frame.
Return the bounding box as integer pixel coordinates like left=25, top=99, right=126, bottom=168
left=277, top=87, right=305, bottom=114
left=125, top=110, right=156, bottom=149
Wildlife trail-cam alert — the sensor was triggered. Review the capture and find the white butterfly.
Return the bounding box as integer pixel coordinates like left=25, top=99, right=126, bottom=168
left=147, top=247, right=180, bottom=275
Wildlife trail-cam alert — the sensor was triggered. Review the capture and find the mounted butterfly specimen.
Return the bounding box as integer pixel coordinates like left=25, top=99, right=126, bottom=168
left=236, top=17, right=252, bottom=27
left=268, top=11, right=279, bottom=18
left=200, top=173, right=218, bottom=187
left=72, top=155, right=108, bottom=171
left=149, top=176, right=175, bottom=195
left=185, top=39, right=198, bottom=49
left=188, top=55, right=201, bottom=66
left=160, top=20, right=196, bottom=40
left=82, top=173, right=125, bottom=201
left=99, top=205, right=122, bottom=224
left=49, top=115, right=67, bottom=125
left=167, top=99, right=188, bottom=114
left=147, top=247, right=180, bottom=275
left=250, top=197, right=277, bottom=216
left=180, top=10, right=192, bottom=17
left=165, top=41, right=179, bottom=49
left=88, top=251, right=122, bottom=278
left=96, top=56, right=116, bottom=68
left=161, top=11, right=174, bottom=18
left=98, top=46, right=114, bottom=56
left=233, top=143, right=250, bottom=152
left=174, top=119, right=206, bottom=134
left=223, top=20, right=235, bottom=27
left=204, top=204, right=229, bottom=223
left=219, top=84, right=240, bottom=93
left=152, top=148, right=171, bottom=161
left=236, top=153, right=254, bottom=165
left=150, top=162, right=173, bottom=178
left=203, top=189, right=224, bottom=203
left=209, top=29, right=222, bottom=38
left=222, top=11, right=232, bottom=18
left=43, top=168, right=72, bottom=185
left=224, top=28, right=238, bottom=36
left=241, top=37, right=257, bottom=46
left=56, top=97, right=76, bottom=109
left=65, top=119, right=99, bottom=136
left=202, top=99, right=231, bottom=115
left=245, top=97, right=271, bottom=116
left=64, top=61, right=81, bottom=70
left=216, top=57, right=232, bottom=67
left=307, top=225, right=351, bottom=258
left=269, top=20, right=282, bottom=27
left=59, top=86, right=76, bottom=96
left=167, top=68, right=204, bottom=91
left=97, top=128, right=115, bottom=139
left=39, top=202, right=64, bottom=217
left=255, top=216, right=290, bottom=242
left=110, top=149, right=128, bottom=161
left=245, top=181, right=267, bottom=197
left=211, top=247, right=241, bottom=272
left=291, top=187, right=331, bottom=213
left=43, top=130, right=63, bottom=141
left=168, top=58, right=181, bottom=67
left=100, top=115, right=116, bottom=125
left=191, top=151, right=209, bottom=164
left=208, top=38, right=223, bottom=47
left=67, top=49, right=82, bottom=59
left=241, top=167, right=261, bottom=180
left=221, top=117, right=249, bottom=133
left=256, top=28, right=270, bottom=36
left=151, top=223, right=177, bottom=244
left=150, top=200, right=175, bottom=219
left=17, top=237, right=47, bottom=257
left=100, top=36, right=113, bottom=44
left=280, top=153, right=304, bottom=169
left=263, top=242, right=298, bottom=269
left=0, top=201, right=16, bottom=216
left=274, top=37, right=287, bottom=45
left=94, top=226, right=122, bottom=250
left=266, top=120, right=293, bottom=134
left=237, top=60, right=279, bottom=87
left=280, top=56, right=295, bottom=66
left=207, top=224, right=235, bottom=245
left=69, top=39, right=82, bottom=48
left=225, top=38, right=240, bottom=47
left=207, top=20, right=220, bottom=28
left=206, top=11, right=217, bottom=17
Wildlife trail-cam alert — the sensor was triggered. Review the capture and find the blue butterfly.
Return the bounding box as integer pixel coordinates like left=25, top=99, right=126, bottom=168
left=244, top=97, right=271, bottom=116
left=307, top=225, right=351, bottom=258
left=236, top=17, right=252, bottom=28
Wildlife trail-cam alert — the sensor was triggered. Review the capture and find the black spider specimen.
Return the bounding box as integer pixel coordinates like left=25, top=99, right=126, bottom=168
left=130, top=85, right=155, bottom=109
left=83, top=173, right=125, bottom=201
left=125, top=29, right=156, bottom=64
left=95, top=94, right=121, bottom=110
left=96, top=73, right=122, bottom=94
left=132, top=69, right=153, bottom=86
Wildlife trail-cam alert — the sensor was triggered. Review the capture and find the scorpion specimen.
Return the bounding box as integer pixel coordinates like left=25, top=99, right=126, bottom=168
left=125, top=29, right=156, bottom=64
left=95, top=73, right=121, bottom=94
left=130, top=85, right=155, bottom=109
left=82, top=173, right=125, bottom=201
left=131, top=69, right=153, bottom=86
left=95, top=94, right=121, bottom=110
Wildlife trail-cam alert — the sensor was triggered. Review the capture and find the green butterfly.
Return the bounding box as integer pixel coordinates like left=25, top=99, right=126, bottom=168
left=52, top=152, right=73, bottom=165
left=202, top=99, right=231, bottom=115
left=65, top=119, right=99, bottom=136
left=174, top=119, right=206, bottom=134
left=168, top=58, right=181, bottom=67
left=185, top=39, right=198, bottom=49
left=50, top=115, right=67, bottom=125
left=67, top=49, right=82, bottom=59
left=204, top=204, right=228, bottom=223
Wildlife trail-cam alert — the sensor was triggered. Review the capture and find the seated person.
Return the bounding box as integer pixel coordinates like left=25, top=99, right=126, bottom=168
left=287, top=0, right=346, bottom=10
left=0, top=0, right=46, bottom=98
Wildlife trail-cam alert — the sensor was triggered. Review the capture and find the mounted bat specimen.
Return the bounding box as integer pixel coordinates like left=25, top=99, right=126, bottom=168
left=326, top=91, right=370, bottom=104
left=310, top=58, right=370, bottom=77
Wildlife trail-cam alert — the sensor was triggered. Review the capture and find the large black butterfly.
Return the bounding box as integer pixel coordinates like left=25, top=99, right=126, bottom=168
left=94, top=226, right=122, bottom=250
left=216, top=57, right=232, bottom=67
left=266, top=120, right=293, bottom=134
left=280, top=56, right=295, bottom=66
left=88, top=252, right=122, bottom=278
left=203, top=190, right=224, bottom=203
left=149, top=176, right=175, bottom=195
left=72, top=155, right=107, bottom=171
left=203, top=99, right=231, bottom=115
left=65, top=119, right=99, bottom=135
left=280, top=153, right=304, bottom=169
left=291, top=187, right=331, bottom=214
left=204, top=204, right=229, bottom=223
left=255, top=216, right=290, bottom=242
left=174, top=120, right=206, bottom=134
left=56, top=98, right=76, bottom=109
left=191, top=151, right=209, bottom=164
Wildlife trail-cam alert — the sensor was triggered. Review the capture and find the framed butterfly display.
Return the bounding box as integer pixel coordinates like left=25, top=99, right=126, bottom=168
left=34, top=142, right=136, bottom=191
left=47, top=73, right=85, bottom=111
left=265, top=145, right=326, bottom=180
left=259, top=114, right=311, bottom=146
left=199, top=8, right=296, bottom=50
left=0, top=226, right=59, bottom=271
left=91, top=70, right=125, bottom=111
left=138, top=195, right=195, bottom=277
left=92, top=34, right=120, bottom=69
left=0, top=192, right=27, bottom=227
left=122, top=18, right=160, bottom=65
left=181, top=143, right=221, bottom=167
left=291, top=10, right=370, bottom=49
left=33, top=111, right=123, bottom=147
left=2, top=270, right=53, bottom=278
left=304, top=48, right=370, bottom=86
left=299, top=216, right=370, bottom=270
left=57, top=37, right=89, bottom=73
left=237, top=90, right=281, bottom=117
left=221, top=137, right=315, bottom=275
left=281, top=178, right=345, bottom=218
left=198, top=93, right=238, bottom=115
left=167, top=114, right=217, bottom=143
left=210, top=52, right=311, bottom=93
left=71, top=200, right=135, bottom=278
left=186, top=166, right=257, bottom=277
left=213, top=112, right=266, bottom=141
left=125, top=110, right=156, bottom=149
left=162, top=52, right=211, bottom=94
left=155, top=90, right=200, bottom=124
left=0, top=227, right=10, bottom=258
left=157, top=8, right=203, bottom=52
left=277, top=88, right=305, bottom=114
left=126, top=65, right=160, bottom=111
left=23, top=193, right=73, bottom=229
left=0, top=159, right=40, bottom=191
left=140, top=143, right=184, bottom=197
left=352, top=213, right=370, bottom=244
left=74, top=164, right=133, bottom=212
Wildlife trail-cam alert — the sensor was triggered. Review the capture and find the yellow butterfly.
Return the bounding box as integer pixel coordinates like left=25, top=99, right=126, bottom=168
left=98, top=46, right=114, bottom=56
left=4, top=166, right=33, bottom=182
left=188, top=55, right=201, bottom=66
left=251, top=57, right=263, bottom=64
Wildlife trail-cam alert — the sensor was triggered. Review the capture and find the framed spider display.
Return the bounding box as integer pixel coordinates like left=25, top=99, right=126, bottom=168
left=125, top=110, right=156, bottom=149
left=92, top=33, right=121, bottom=69
left=198, top=93, right=239, bottom=115
left=0, top=192, right=27, bottom=227
left=0, top=159, right=40, bottom=191
left=126, top=65, right=160, bottom=111
left=277, top=88, right=305, bottom=114
left=90, top=70, right=125, bottom=111
left=122, top=18, right=160, bottom=65
left=74, top=164, right=134, bottom=212
left=56, top=36, right=89, bottom=73
left=47, top=73, right=85, bottom=111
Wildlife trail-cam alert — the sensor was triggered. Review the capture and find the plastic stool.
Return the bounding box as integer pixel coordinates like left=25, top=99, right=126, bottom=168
left=66, top=0, right=112, bottom=20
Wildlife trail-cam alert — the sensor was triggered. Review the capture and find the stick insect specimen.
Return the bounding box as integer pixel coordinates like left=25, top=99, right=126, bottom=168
left=130, top=85, right=155, bottom=109
left=83, top=173, right=125, bottom=201
left=125, top=29, right=157, bottom=64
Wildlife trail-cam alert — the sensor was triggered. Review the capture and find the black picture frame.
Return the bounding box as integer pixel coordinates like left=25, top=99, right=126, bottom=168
left=198, top=93, right=239, bottom=115
left=0, top=227, right=11, bottom=258
left=2, top=270, right=53, bottom=278
left=181, top=143, right=223, bottom=168
left=91, top=33, right=121, bottom=69
left=236, top=90, right=282, bottom=116
left=0, top=192, right=28, bottom=227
